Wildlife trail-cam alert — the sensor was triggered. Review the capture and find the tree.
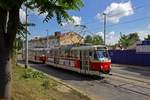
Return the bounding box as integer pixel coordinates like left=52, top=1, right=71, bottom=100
left=84, top=35, right=103, bottom=45
left=118, top=32, right=140, bottom=49
left=92, top=35, right=103, bottom=45
left=13, top=22, right=34, bottom=57
left=144, top=34, right=150, bottom=40
left=84, top=35, right=92, bottom=43
left=0, top=0, right=83, bottom=99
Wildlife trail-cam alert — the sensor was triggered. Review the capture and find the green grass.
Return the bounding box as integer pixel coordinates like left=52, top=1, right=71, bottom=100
left=12, top=64, right=90, bottom=100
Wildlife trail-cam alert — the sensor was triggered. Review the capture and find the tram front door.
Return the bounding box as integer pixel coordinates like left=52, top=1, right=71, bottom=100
left=80, top=50, right=89, bottom=73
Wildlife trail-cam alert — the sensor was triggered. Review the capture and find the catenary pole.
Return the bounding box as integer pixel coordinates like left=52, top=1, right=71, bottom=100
left=25, top=6, right=28, bottom=68
left=46, top=29, right=49, bottom=48
left=103, top=13, right=106, bottom=45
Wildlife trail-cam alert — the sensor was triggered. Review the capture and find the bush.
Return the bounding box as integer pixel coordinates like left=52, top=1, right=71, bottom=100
left=22, top=69, right=46, bottom=79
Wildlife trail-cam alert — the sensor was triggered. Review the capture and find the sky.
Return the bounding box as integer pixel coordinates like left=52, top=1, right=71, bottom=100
left=20, top=0, right=150, bottom=45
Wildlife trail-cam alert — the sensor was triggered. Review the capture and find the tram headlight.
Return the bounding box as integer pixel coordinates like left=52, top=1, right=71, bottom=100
left=108, top=59, right=111, bottom=62
left=101, top=65, right=103, bottom=69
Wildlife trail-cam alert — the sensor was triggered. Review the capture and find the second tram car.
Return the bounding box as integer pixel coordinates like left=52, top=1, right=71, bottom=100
left=28, top=48, right=48, bottom=63
left=27, top=44, right=111, bottom=75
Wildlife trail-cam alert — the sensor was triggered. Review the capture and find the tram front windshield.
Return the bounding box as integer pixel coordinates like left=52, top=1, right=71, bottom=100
left=94, top=50, right=109, bottom=60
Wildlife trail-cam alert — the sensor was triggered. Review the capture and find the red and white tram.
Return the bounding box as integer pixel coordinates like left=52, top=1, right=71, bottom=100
left=28, top=48, right=48, bottom=63
left=27, top=44, right=111, bottom=75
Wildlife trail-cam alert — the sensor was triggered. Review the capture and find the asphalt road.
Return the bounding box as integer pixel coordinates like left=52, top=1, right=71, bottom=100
left=111, top=64, right=150, bottom=80
left=18, top=61, right=150, bottom=100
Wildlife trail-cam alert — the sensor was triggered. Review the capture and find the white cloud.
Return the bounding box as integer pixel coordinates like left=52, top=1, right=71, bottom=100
left=61, top=16, right=82, bottom=32
left=147, top=25, right=150, bottom=29
left=72, top=16, right=82, bottom=25
left=136, top=31, right=150, bottom=40
left=29, top=8, right=48, bottom=18
left=95, top=30, right=150, bottom=45
left=62, top=16, right=81, bottom=26
left=20, top=9, right=26, bottom=23
left=106, top=31, right=120, bottom=45
left=19, top=7, right=48, bottom=23
left=96, top=1, right=134, bottom=23
left=95, top=31, right=120, bottom=45
left=95, top=32, right=103, bottom=36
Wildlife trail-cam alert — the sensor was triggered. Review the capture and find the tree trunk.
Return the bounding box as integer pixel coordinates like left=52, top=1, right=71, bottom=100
left=0, top=6, right=19, bottom=99
left=0, top=53, right=11, bottom=100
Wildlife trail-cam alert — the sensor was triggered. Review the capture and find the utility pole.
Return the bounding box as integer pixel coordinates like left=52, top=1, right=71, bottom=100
left=103, top=13, right=106, bottom=45
left=46, top=29, right=49, bottom=48
left=25, top=6, right=28, bottom=68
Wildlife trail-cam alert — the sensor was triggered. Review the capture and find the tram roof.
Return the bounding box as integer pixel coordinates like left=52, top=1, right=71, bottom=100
left=28, top=48, right=51, bottom=51
left=72, top=45, right=107, bottom=50
left=52, top=44, right=107, bottom=50
left=29, top=45, right=107, bottom=51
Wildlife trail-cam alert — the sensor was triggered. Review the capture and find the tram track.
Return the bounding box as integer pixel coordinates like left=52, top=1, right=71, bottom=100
left=109, top=72, right=150, bottom=89
left=110, top=72, right=150, bottom=84
left=105, top=81, right=150, bottom=98
left=91, top=73, right=150, bottom=98
left=97, top=79, right=150, bottom=98
left=85, top=80, right=150, bottom=98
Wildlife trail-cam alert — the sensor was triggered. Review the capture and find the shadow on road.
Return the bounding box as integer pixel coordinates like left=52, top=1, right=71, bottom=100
left=123, top=66, right=150, bottom=78
left=17, top=60, right=104, bottom=81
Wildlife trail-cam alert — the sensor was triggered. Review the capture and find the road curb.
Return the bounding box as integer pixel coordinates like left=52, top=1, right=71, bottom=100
left=17, top=63, right=95, bottom=100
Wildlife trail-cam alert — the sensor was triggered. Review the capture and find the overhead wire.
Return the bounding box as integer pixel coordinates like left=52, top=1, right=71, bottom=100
left=92, top=15, right=150, bottom=32
left=63, top=2, right=150, bottom=36
left=82, top=3, right=150, bottom=26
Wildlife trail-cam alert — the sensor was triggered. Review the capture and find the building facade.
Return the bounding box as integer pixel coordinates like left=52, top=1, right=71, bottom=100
left=59, top=32, right=84, bottom=45
left=28, top=32, right=84, bottom=48
left=136, top=40, right=150, bottom=53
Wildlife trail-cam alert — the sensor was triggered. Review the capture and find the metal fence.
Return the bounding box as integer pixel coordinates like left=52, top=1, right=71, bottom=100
left=109, top=50, right=150, bottom=66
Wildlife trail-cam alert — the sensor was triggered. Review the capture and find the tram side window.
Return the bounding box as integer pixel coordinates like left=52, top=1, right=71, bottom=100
left=54, top=50, right=56, bottom=56
left=70, top=50, right=73, bottom=58
left=77, top=50, right=80, bottom=58
left=62, top=50, right=65, bottom=57
left=73, top=50, right=79, bottom=58
left=71, top=50, right=74, bottom=58
left=74, top=50, right=77, bottom=58
left=89, top=52, right=92, bottom=56
left=64, top=50, right=68, bottom=58
left=60, top=50, right=62, bottom=57
left=50, top=50, right=52, bottom=56
left=68, top=50, right=71, bottom=58
left=89, top=51, right=92, bottom=59
left=85, top=51, right=89, bottom=58
left=51, top=50, right=54, bottom=56
left=59, top=50, right=61, bottom=57
left=62, top=50, right=65, bottom=58
left=83, top=51, right=87, bottom=58
left=94, top=51, right=97, bottom=60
